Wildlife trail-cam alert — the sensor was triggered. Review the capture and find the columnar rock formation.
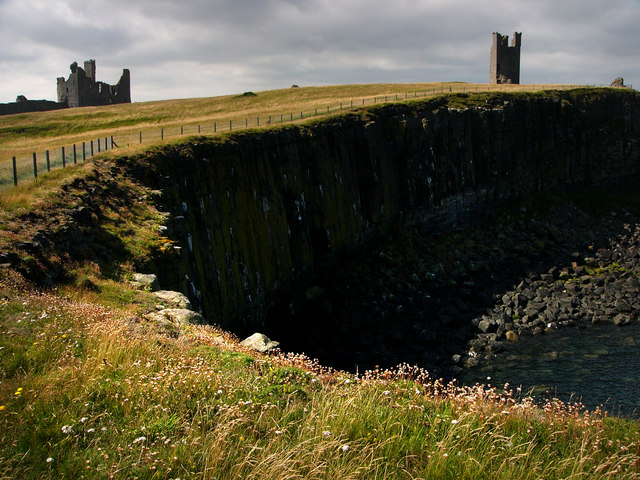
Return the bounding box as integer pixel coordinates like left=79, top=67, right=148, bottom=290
left=120, top=89, right=640, bottom=334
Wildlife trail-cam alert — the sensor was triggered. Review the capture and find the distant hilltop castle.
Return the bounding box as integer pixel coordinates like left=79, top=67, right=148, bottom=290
left=0, top=59, right=131, bottom=116
left=490, top=32, right=521, bottom=84
left=57, top=60, right=131, bottom=107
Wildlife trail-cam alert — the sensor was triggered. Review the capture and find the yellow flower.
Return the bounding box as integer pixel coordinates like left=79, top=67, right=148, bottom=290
left=62, top=334, right=67, bottom=339
left=0, top=406, right=5, bottom=411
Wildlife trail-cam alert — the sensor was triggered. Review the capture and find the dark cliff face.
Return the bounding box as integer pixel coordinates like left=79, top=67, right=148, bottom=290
left=124, top=89, right=640, bottom=333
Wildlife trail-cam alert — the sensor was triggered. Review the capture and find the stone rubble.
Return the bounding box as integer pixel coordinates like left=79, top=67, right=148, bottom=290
left=274, top=199, right=640, bottom=376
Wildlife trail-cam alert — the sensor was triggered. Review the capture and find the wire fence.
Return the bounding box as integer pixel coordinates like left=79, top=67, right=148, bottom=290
left=1, top=83, right=588, bottom=192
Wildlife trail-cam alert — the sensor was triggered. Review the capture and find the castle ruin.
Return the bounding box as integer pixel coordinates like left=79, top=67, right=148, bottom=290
left=57, top=60, right=131, bottom=107
left=490, top=32, right=521, bottom=84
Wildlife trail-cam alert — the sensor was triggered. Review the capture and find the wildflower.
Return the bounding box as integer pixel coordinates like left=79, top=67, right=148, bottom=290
left=80, top=417, right=88, bottom=423
left=0, top=406, right=5, bottom=411
left=46, top=457, right=54, bottom=463
left=383, top=390, right=391, bottom=396
left=341, top=444, right=351, bottom=452
left=322, top=431, right=332, bottom=437
left=451, top=419, right=459, bottom=425
left=87, top=428, right=95, bottom=433
left=275, top=430, right=282, bottom=436
left=133, top=436, right=147, bottom=443
left=62, top=425, right=73, bottom=434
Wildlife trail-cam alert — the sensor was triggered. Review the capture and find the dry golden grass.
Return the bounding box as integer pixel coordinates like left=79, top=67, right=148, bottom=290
left=0, top=82, right=581, bottom=162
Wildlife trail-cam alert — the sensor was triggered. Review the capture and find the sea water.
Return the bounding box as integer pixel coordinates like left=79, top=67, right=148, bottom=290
left=457, top=323, right=640, bottom=417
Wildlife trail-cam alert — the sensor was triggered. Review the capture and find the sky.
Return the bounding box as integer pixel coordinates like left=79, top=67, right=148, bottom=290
left=1, top=0, right=639, bottom=104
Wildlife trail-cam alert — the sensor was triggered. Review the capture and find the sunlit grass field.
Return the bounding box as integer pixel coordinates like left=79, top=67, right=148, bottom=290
left=0, top=82, right=580, bottom=161
left=2, top=270, right=639, bottom=479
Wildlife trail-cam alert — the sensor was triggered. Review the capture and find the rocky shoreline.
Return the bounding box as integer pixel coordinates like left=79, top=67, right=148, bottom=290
left=462, top=208, right=640, bottom=370
left=269, top=187, right=640, bottom=377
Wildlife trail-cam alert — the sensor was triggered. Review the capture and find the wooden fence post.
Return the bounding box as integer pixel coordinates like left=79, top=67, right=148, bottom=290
left=33, top=153, right=38, bottom=178
left=181, top=126, right=184, bottom=135
left=230, top=120, right=232, bottom=131
left=139, top=131, right=142, bottom=143
left=198, top=125, right=201, bottom=134
left=214, top=122, right=217, bottom=133
left=46, top=150, right=51, bottom=172
left=83, top=142, right=86, bottom=161
left=91, top=140, right=94, bottom=156
left=73, top=144, right=77, bottom=164
left=12, top=157, right=17, bottom=186
left=97, top=139, right=101, bottom=153
left=257, top=117, right=260, bottom=126
left=110, top=136, right=114, bottom=149
left=161, top=128, right=164, bottom=140
left=105, top=137, right=108, bottom=150
left=62, top=146, right=66, bottom=168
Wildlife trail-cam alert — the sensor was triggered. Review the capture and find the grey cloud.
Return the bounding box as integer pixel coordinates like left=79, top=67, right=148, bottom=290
left=1, top=0, right=639, bottom=102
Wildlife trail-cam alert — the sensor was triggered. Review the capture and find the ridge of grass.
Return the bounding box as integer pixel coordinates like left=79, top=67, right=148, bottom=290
left=0, top=82, right=590, bottom=161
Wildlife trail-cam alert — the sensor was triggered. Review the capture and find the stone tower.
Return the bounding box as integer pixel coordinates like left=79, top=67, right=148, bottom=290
left=57, top=59, right=131, bottom=108
left=490, top=32, right=521, bottom=84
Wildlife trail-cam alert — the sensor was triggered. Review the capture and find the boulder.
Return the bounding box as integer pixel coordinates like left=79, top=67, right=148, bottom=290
left=240, top=333, right=280, bottom=353
left=505, top=330, right=519, bottom=342
left=153, top=290, right=192, bottom=309
left=154, top=308, right=206, bottom=326
left=131, top=273, right=160, bottom=291
left=478, top=318, right=496, bottom=333
left=610, top=77, right=626, bottom=88
left=613, top=314, right=631, bottom=326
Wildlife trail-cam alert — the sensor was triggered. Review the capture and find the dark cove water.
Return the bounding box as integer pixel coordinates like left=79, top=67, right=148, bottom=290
left=457, top=323, right=640, bottom=418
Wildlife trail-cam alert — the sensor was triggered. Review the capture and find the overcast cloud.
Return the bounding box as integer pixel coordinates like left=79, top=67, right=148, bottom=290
left=1, top=0, right=639, bottom=103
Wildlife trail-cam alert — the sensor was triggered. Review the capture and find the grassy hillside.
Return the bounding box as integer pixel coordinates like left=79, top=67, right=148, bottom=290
left=1, top=86, right=639, bottom=478
left=0, top=82, right=579, bottom=161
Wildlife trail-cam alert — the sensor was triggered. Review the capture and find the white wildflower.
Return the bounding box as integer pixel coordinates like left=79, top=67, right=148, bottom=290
left=61, top=425, right=72, bottom=434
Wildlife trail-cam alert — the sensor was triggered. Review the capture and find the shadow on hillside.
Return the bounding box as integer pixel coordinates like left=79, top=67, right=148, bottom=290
left=265, top=179, right=640, bottom=377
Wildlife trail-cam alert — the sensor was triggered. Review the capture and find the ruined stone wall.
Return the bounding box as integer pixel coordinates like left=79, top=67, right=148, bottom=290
left=490, top=32, right=521, bottom=84
left=57, top=60, right=131, bottom=107
left=122, top=89, right=640, bottom=333
left=0, top=99, right=65, bottom=116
